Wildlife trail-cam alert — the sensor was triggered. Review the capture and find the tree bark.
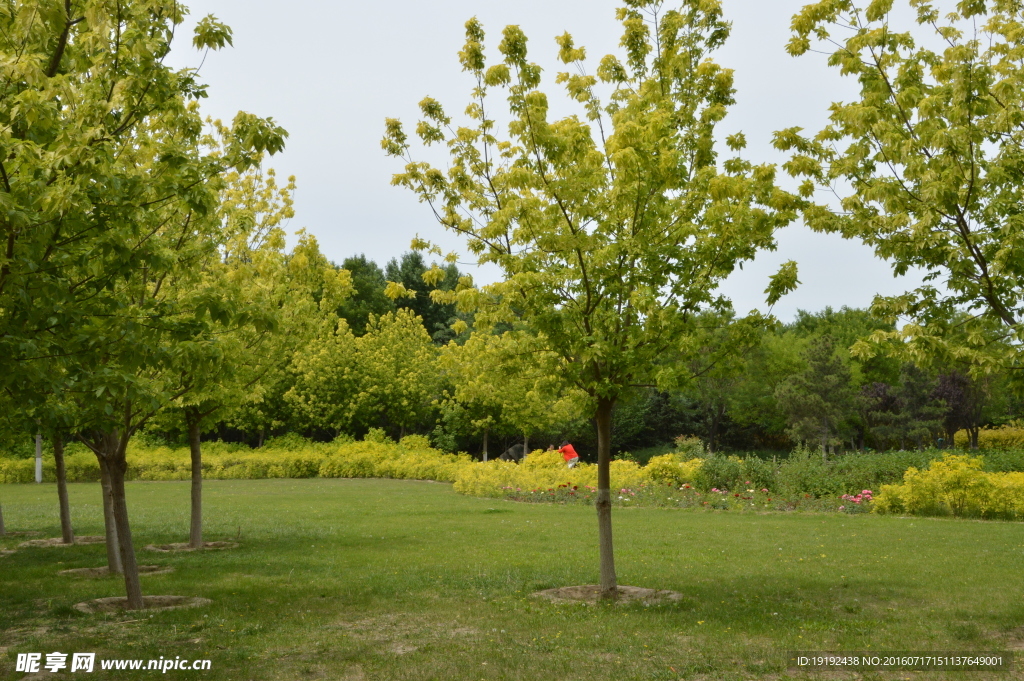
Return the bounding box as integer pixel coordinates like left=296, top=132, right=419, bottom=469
left=54, top=434, right=74, bottom=544
left=35, top=431, right=43, bottom=483
left=482, top=428, right=489, bottom=462
left=106, top=432, right=144, bottom=609
left=708, top=402, right=725, bottom=453
left=594, top=396, right=618, bottom=599
left=186, top=408, right=204, bottom=549
left=97, top=453, right=122, bottom=574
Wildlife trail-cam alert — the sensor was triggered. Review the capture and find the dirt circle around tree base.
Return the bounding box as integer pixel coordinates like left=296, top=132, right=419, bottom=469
left=2, top=530, right=40, bottom=536
left=0, top=549, right=15, bottom=557
left=18, top=535, right=105, bottom=548
left=144, top=541, right=239, bottom=553
left=60, top=565, right=174, bottom=578
left=73, top=596, right=211, bottom=613
left=532, top=585, right=685, bottom=605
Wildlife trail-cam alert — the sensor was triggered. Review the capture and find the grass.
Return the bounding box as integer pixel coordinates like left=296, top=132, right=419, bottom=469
left=2, top=479, right=1024, bottom=680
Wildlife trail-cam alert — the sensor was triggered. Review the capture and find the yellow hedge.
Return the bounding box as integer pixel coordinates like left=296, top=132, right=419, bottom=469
left=953, top=427, right=1024, bottom=451
left=0, top=452, right=101, bottom=484
left=645, top=453, right=704, bottom=486
left=451, top=450, right=702, bottom=498
left=0, top=437, right=469, bottom=484
left=1, top=438, right=707, bottom=496
left=873, top=454, right=1024, bottom=519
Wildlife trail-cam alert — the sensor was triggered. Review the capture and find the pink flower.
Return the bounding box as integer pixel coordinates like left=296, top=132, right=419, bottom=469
left=862, top=490, right=873, bottom=495
left=761, top=488, right=769, bottom=493
left=839, top=505, right=845, bottom=510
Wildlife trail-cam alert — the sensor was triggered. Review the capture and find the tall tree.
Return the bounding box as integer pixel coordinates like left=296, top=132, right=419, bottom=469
left=777, top=0, right=1024, bottom=371
left=384, top=1, right=797, bottom=597
left=337, top=255, right=395, bottom=335
left=1, top=0, right=287, bottom=608
left=164, top=133, right=348, bottom=549
left=385, top=252, right=465, bottom=343
left=775, top=335, right=858, bottom=457
left=934, top=370, right=989, bottom=449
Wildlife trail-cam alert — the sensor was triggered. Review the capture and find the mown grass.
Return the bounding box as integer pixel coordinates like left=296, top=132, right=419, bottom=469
left=2, top=479, right=1023, bottom=680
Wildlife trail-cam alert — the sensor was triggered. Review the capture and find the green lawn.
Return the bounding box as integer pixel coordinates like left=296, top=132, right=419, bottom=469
left=2, top=479, right=1023, bottom=680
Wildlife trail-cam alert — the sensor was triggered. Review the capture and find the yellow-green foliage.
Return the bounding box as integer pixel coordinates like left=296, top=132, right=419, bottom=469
left=0, top=452, right=101, bottom=484
left=873, top=454, right=1024, bottom=519
left=451, top=449, right=689, bottom=498
left=0, top=436, right=470, bottom=484
left=645, top=453, right=704, bottom=487
left=954, top=427, right=1024, bottom=451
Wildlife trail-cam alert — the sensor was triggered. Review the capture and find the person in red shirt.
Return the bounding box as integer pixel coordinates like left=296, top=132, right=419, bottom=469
left=558, top=441, right=579, bottom=468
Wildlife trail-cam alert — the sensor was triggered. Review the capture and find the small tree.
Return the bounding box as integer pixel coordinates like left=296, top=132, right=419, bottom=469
left=439, top=330, right=586, bottom=457
left=384, top=1, right=796, bottom=596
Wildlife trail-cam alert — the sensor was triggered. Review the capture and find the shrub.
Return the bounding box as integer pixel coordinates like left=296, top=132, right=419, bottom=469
left=451, top=457, right=650, bottom=498
left=954, top=427, right=1024, bottom=451
left=873, top=453, right=1024, bottom=519
left=0, top=436, right=469, bottom=484
left=645, top=453, right=703, bottom=486
left=673, top=435, right=705, bottom=458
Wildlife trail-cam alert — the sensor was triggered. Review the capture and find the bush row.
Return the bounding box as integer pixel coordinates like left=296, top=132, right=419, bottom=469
left=874, top=454, right=1024, bottom=520
left=5, top=436, right=1024, bottom=522
left=0, top=435, right=471, bottom=484
left=953, top=426, right=1024, bottom=451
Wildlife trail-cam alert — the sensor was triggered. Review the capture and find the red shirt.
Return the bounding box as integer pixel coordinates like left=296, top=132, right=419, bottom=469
left=558, top=444, right=579, bottom=461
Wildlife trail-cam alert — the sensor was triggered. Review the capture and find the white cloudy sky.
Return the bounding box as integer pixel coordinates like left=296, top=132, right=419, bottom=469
left=166, top=0, right=930, bottom=322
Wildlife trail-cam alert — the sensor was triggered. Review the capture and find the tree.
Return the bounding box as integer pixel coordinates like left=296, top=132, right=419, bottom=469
left=775, top=335, right=858, bottom=457
left=384, top=1, right=797, bottom=597
left=385, top=252, right=465, bottom=343
left=0, top=0, right=288, bottom=609
left=934, top=370, right=990, bottom=449
left=438, top=331, right=585, bottom=458
left=336, top=255, right=395, bottom=335
left=726, top=331, right=805, bottom=447
left=777, top=0, right=1024, bottom=371
left=165, top=144, right=347, bottom=548
left=869, top=364, right=945, bottom=449
left=289, top=309, right=441, bottom=438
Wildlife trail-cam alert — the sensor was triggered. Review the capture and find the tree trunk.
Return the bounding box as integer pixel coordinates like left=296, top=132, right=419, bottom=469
left=523, top=433, right=529, bottom=458
left=54, top=434, right=74, bottom=544
left=97, top=453, right=122, bottom=575
left=969, top=427, right=979, bottom=450
left=106, top=433, right=144, bottom=610
left=187, top=409, right=204, bottom=549
left=594, top=397, right=618, bottom=599
left=482, top=428, right=489, bottom=462
left=708, top=402, right=725, bottom=453
left=35, top=431, right=43, bottom=483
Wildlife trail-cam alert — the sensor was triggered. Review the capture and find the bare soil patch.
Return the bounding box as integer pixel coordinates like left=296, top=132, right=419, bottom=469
left=144, top=541, right=239, bottom=552
left=531, top=585, right=684, bottom=605
left=73, top=595, right=211, bottom=613
left=59, top=565, right=174, bottom=578
left=0, top=549, right=15, bottom=557
left=18, top=536, right=105, bottom=548
left=2, top=530, right=40, bottom=536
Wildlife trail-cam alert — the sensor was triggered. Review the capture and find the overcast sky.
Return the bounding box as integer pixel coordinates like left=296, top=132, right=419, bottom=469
left=166, top=0, right=929, bottom=322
